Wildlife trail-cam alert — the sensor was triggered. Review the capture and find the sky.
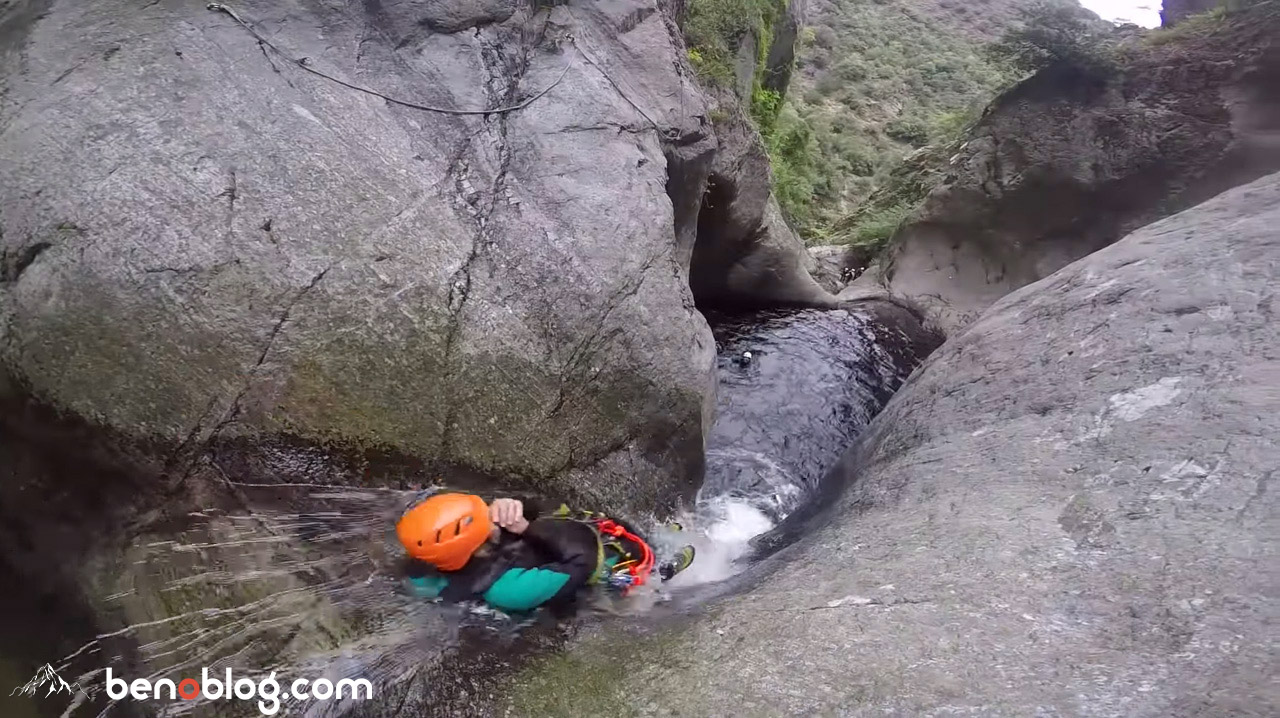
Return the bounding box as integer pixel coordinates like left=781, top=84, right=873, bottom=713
left=1078, top=0, right=1163, bottom=27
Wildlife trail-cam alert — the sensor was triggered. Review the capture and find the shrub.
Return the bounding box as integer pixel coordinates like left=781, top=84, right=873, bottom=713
left=833, top=56, right=870, bottom=83
left=763, top=102, right=821, bottom=233
left=928, top=106, right=980, bottom=144
left=813, top=25, right=838, bottom=49
left=751, top=87, right=783, bottom=132
left=845, top=151, right=875, bottom=177
left=848, top=202, right=913, bottom=246
left=987, top=1, right=1118, bottom=75
left=814, top=71, right=845, bottom=95
left=885, top=118, right=930, bottom=147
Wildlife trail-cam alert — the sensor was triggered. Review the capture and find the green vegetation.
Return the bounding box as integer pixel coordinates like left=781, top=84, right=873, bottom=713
left=1147, top=5, right=1227, bottom=44
left=987, top=0, right=1118, bottom=74
left=683, top=0, right=789, bottom=85
left=830, top=142, right=951, bottom=255
left=846, top=201, right=914, bottom=245
left=781, top=0, right=1020, bottom=243
left=683, top=0, right=822, bottom=230
left=762, top=102, right=821, bottom=231
left=751, top=87, right=783, bottom=131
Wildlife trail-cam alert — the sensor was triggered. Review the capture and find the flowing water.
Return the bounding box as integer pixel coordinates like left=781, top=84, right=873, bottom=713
left=1, top=306, right=925, bottom=718
left=661, top=307, right=921, bottom=586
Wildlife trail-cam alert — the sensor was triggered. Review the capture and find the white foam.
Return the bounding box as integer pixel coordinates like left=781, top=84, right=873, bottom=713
left=660, top=496, right=776, bottom=587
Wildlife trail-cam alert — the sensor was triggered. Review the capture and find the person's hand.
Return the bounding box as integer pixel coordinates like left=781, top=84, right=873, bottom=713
left=489, top=498, right=529, bottom=534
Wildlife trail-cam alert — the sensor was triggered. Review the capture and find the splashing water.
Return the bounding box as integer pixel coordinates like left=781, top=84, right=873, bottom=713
left=657, top=495, right=776, bottom=586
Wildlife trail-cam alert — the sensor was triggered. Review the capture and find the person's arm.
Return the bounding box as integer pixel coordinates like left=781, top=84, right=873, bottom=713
left=403, top=558, right=450, bottom=598
left=488, top=496, right=560, bottom=529
left=481, top=519, right=596, bottom=612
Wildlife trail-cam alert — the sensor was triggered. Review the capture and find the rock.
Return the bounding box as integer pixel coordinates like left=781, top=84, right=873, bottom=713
left=369, top=0, right=520, bottom=36
left=503, top=172, right=1280, bottom=716
left=1161, top=0, right=1220, bottom=26
left=807, top=243, right=882, bottom=295
left=760, top=0, right=804, bottom=95
left=806, top=244, right=848, bottom=293
left=0, top=0, right=733, bottom=512
left=690, top=110, right=836, bottom=308
left=732, top=28, right=758, bottom=101
left=883, top=2, right=1280, bottom=333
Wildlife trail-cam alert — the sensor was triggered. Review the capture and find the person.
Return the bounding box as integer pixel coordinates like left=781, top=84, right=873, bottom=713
left=395, top=493, right=694, bottom=613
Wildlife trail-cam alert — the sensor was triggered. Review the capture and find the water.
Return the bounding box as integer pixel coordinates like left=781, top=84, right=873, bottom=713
left=663, top=307, right=922, bottom=587
left=1, top=306, right=926, bottom=717
left=656, top=496, right=775, bottom=586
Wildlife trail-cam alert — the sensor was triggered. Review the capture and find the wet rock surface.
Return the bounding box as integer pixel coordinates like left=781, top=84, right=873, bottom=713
left=503, top=173, right=1280, bottom=717
left=0, top=403, right=550, bottom=718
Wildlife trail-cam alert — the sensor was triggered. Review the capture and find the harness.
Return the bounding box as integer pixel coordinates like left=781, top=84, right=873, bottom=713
left=551, top=506, right=656, bottom=595
left=593, top=518, right=656, bottom=594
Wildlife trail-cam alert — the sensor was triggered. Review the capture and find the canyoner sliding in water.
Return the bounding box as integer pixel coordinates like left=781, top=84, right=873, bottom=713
left=394, top=493, right=696, bottom=613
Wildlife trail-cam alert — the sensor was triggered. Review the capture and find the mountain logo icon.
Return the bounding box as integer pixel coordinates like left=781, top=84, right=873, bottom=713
left=10, top=663, right=87, bottom=699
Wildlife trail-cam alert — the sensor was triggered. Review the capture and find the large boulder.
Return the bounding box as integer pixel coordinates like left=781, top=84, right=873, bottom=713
left=503, top=172, right=1280, bottom=716
left=882, top=2, right=1280, bottom=333
left=0, top=0, right=731, bottom=511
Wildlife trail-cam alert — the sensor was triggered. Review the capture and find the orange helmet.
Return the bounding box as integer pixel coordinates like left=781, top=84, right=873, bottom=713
left=396, top=493, right=492, bottom=570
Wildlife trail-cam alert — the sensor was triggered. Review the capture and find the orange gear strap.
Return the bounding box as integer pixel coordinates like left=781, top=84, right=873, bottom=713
left=594, top=518, right=655, bottom=592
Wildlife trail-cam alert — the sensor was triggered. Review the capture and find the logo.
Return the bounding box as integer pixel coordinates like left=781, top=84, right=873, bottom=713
left=10, top=663, right=88, bottom=699
left=105, top=667, right=373, bottom=716
left=12, top=662, right=371, bottom=716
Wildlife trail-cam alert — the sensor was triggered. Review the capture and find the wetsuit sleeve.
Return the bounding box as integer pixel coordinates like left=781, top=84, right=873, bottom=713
left=403, top=559, right=449, bottom=598
left=521, top=500, right=544, bottom=522
left=481, top=519, right=596, bottom=612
